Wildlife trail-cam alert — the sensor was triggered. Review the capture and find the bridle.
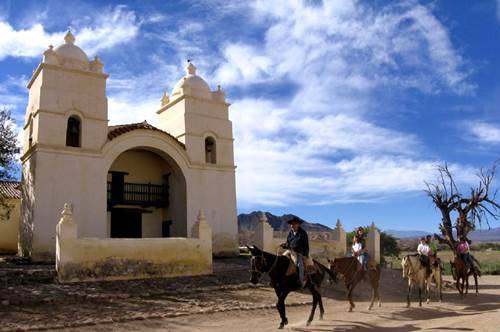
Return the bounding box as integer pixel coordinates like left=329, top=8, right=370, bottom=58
left=249, top=249, right=280, bottom=279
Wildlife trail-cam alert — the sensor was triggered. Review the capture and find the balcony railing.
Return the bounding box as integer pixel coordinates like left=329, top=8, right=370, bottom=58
left=107, top=182, right=169, bottom=208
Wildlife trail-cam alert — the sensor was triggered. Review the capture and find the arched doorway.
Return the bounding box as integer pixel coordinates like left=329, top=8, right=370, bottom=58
left=106, top=147, right=187, bottom=238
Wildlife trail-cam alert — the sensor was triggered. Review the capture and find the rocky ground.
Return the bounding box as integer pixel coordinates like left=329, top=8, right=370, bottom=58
left=2, top=255, right=498, bottom=331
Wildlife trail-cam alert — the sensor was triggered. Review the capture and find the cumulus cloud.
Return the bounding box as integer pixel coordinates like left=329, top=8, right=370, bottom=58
left=465, top=121, right=500, bottom=145
left=219, top=0, right=477, bottom=207
left=0, top=5, right=140, bottom=60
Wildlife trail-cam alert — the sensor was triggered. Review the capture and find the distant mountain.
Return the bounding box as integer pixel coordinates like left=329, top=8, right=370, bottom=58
left=386, top=227, right=500, bottom=242
left=385, top=230, right=432, bottom=239
left=469, top=227, right=500, bottom=243
left=238, top=211, right=332, bottom=233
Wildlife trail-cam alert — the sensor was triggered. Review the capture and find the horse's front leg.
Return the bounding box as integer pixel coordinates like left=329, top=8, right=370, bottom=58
left=347, top=284, right=356, bottom=312
left=418, top=286, right=422, bottom=307
left=406, top=283, right=412, bottom=308
left=275, top=288, right=289, bottom=329
left=306, top=286, right=319, bottom=326
left=318, top=292, right=325, bottom=320
left=465, top=275, right=469, bottom=295
left=473, top=273, right=479, bottom=295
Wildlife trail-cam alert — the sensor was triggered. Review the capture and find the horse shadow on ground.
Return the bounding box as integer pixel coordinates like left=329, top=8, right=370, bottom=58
left=289, top=320, right=419, bottom=332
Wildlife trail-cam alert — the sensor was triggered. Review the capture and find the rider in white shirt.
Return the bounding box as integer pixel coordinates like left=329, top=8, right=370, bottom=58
left=417, top=237, right=431, bottom=275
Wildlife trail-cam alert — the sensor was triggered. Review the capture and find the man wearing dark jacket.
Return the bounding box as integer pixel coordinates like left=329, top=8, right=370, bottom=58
left=281, top=216, right=309, bottom=287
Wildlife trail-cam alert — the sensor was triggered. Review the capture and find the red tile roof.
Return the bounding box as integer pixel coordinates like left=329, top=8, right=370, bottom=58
left=107, top=121, right=185, bottom=149
left=0, top=181, right=21, bottom=199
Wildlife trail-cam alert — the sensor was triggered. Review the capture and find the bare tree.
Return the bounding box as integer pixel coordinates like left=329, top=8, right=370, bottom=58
left=425, top=163, right=500, bottom=251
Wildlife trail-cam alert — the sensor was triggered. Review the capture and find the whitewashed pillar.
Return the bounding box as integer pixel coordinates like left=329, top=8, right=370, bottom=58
left=367, top=222, right=380, bottom=264
left=191, top=210, right=213, bottom=268
left=56, top=203, right=77, bottom=273
left=333, top=218, right=347, bottom=255
left=252, top=212, right=274, bottom=252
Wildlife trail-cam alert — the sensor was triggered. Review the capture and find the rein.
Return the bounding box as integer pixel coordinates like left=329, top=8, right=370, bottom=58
left=250, top=249, right=281, bottom=278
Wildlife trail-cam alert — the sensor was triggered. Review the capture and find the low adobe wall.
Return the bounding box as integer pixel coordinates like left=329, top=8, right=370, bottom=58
left=56, top=204, right=212, bottom=283
left=251, top=213, right=381, bottom=263
left=251, top=213, right=347, bottom=262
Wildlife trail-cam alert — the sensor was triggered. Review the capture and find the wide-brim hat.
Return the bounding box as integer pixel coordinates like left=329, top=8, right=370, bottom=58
left=287, top=216, right=304, bottom=225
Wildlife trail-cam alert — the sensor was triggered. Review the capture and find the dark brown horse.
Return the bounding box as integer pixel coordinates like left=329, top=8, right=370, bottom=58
left=328, top=257, right=381, bottom=312
left=247, top=245, right=336, bottom=329
left=450, top=254, right=480, bottom=297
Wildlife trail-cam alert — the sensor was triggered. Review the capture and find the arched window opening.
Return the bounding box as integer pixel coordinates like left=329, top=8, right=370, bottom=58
left=205, top=137, right=216, bottom=164
left=28, top=117, right=33, bottom=148
left=66, top=116, right=81, bottom=147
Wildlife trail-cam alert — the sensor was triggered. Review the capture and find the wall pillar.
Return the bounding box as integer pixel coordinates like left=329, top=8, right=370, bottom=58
left=367, top=222, right=380, bottom=264
left=191, top=209, right=213, bottom=268
left=56, top=203, right=78, bottom=274
left=252, top=212, right=274, bottom=252
left=332, top=218, right=347, bottom=255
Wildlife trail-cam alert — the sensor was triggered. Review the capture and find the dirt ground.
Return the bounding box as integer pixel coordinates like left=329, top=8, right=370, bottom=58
left=67, top=275, right=500, bottom=332
left=2, top=258, right=500, bottom=332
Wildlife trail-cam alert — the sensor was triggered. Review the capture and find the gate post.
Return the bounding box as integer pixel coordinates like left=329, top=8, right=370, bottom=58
left=367, top=222, right=380, bottom=264
left=332, top=218, right=347, bottom=256
left=252, top=212, right=274, bottom=252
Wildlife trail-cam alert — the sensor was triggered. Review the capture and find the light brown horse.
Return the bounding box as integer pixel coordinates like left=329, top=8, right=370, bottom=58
left=450, top=254, right=480, bottom=297
left=327, top=257, right=381, bottom=312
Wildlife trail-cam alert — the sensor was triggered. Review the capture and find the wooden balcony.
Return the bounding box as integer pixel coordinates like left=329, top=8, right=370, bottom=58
left=107, top=181, right=169, bottom=208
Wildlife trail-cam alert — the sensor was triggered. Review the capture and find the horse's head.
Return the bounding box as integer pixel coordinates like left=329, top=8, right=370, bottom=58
left=247, top=245, right=266, bottom=285
left=326, top=258, right=338, bottom=284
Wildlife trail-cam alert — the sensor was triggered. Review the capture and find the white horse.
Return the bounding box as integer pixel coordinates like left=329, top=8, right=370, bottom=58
left=401, top=254, right=442, bottom=306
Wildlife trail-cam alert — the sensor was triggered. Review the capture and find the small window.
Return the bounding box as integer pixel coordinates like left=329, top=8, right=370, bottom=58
left=66, top=116, right=81, bottom=147
left=205, top=137, right=216, bottom=164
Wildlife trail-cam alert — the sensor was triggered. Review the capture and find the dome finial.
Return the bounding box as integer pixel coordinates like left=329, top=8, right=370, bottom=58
left=64, top=30, right=75, bottom=45
left=185, top=60, right=196, bottom=75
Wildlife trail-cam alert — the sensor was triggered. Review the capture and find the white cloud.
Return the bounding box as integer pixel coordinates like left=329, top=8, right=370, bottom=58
left=466, top=121, right=500, bottom=145
left=216, top=0, right=474, bottom=96
left=0, top=5, right=140, bottom=60
left=218, top=1, right=477, bottom=207
left=230, top=97, right=475, bottom=207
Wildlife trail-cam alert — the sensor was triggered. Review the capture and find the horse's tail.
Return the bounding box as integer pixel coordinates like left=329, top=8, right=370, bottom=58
left=314, top=259, right=337, bottom=284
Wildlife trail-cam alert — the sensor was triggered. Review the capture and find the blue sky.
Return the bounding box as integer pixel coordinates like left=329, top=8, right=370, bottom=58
left=0, top=0, right=499, bottom=232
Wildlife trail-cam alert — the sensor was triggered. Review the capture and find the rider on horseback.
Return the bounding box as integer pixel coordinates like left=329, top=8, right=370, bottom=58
left=280, top=216, right=309, bottom=288
left=457, top=236, right=472, bottom=272
left=417, top=237, right=431, bottom=276
left=352, top=227, right=369, bottom=271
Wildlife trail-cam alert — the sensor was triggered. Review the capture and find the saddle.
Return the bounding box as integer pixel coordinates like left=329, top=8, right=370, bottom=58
left=282, top=251, right=317, bottom=276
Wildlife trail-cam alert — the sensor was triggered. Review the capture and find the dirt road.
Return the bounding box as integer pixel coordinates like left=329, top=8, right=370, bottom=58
left=70, top=275, right=500, bottom=332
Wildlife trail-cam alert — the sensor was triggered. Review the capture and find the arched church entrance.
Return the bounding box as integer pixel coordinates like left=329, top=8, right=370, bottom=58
left=106, top=147, right=187, bottom=239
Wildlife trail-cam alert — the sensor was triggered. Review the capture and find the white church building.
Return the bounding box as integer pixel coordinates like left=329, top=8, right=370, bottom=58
left=19, top=32, right=239, bottom=261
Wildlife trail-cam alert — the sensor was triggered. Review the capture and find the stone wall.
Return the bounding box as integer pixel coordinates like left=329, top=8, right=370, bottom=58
left=56, top=204, right=212, bottom=283
left=250, top=213, right=382, bottom=264
left=251, top=213, right=347, bottom=261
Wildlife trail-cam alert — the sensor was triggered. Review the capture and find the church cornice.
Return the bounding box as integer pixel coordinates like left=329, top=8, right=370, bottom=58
left=27, top=63, right=108, bottom=89
left=156, top=94, right=230, bottom=115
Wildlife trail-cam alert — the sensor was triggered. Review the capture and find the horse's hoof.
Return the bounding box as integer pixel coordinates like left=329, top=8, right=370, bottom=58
left=306, top=321, right=311, bottom=326
left=348, top=307, right=353, bottom=312
left=378, top=302, right=382, bottom=307
left=278, top=324, right=284, bottom=329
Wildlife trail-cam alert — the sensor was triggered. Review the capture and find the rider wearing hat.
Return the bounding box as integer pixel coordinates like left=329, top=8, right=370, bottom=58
left=281, top=216, right=309, bottom=288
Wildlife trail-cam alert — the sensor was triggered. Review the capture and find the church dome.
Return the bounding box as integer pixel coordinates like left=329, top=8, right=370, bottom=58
left=171, top=62, right=211, bottom=99
left=54, top=31, right=89, bottom=62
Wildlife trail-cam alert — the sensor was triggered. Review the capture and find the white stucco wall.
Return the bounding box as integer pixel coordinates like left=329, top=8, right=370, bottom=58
left=20, top=40, right=239, bottom=260
left=0, top=198, right=20, bottom=254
